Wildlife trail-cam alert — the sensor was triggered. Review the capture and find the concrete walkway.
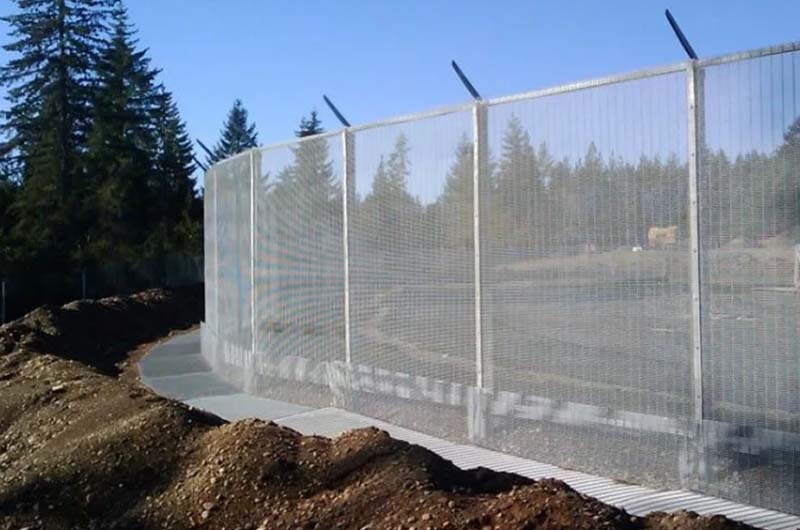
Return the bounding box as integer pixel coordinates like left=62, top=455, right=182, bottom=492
left=139, top=330, right=800, bottom=530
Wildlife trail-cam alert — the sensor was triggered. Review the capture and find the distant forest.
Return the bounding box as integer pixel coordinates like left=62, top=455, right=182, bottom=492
left=249, top=113, right=800, bottom=258
left=0, top=0, right=265, bottom=318
left=5, top=0, right=799, bottom=320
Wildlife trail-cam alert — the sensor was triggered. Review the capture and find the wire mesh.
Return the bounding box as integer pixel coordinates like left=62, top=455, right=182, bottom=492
left=200, top=44, right=800, bottom=516
left=348, top=111, right=476, bottom=440
left=210, top=153, right=253, bottom=387
left=480, top=70, right=692, bottom=488
left=204, top=167, right=217, bottom=333
left=202, top=168, right=218, bottom=370
left=698, top=50, right=800, bottom=513
left=253, top=135, right=346, bottom=408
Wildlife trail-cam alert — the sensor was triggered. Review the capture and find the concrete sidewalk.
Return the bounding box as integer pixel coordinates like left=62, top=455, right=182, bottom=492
left=139, top=330, right=800, bottom=530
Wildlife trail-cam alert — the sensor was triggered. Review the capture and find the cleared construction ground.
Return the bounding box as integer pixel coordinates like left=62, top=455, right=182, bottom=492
left=0, top=289, right=777, bottom=530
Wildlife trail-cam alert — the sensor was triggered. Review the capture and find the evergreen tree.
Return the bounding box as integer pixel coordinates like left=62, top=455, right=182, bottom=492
left=0, top=0, right=113, bottom=267
left=146, top=90, right=200, bottom=256
left=208, top=99, right=258, bottom=165
left=774, top=117, right=800, bottom=237
left=263, top=113, right=338, bottom=326
left=386, top=133, right=411, bottom=191
left=533, top=142, right=557, bottom=251
left=492, top=116, right=543, bottom=250
left=290, top=127, right=339, bottom=231
left=84, top=2, right=161, bottom=262
left=295, top=110, right=324, bottom=138
left=438, top=134, right=473, bottom=249
left=0, top=176, right=18, bottom=276
left=544, top=156, right=578, bottom=250
left=364, top=135, right=415, bottom=208
left=271, top=113, right=339, bottom=244
left=359, top=134, right=421, bottom=251
left=573, top=142, right=604, bottom=247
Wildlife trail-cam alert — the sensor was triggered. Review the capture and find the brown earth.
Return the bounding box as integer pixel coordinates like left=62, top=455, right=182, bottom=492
left=0, top=289, right=760, bottom=530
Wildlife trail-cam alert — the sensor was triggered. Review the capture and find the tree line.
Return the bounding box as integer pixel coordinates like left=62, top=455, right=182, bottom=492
left=256, top=113, right=800, bottom=259
left=0, top=0, right=274, bottom=317
left=0, top=0, right=201, bottom=276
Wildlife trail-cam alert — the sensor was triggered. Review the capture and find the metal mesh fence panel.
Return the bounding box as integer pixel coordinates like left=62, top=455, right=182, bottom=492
left=253, top=135, right=346, bottom=408
left=204, top=168, right=215, bottom=331
left=481, top=71, right=693, bottom=488
left=210, top=153, right=253, bottom=387
left=200, top=43, right=800, bottom=517
left=203, top=168, right=217, bottom=364
left=698, top=50, right=800, bottom=513
left=348, top=111, right=476, bottom=441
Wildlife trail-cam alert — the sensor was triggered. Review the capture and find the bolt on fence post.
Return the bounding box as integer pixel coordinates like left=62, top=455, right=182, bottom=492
left=342, top=129, right=354, bottom=367
left=686, top=59, right=707, bottom=489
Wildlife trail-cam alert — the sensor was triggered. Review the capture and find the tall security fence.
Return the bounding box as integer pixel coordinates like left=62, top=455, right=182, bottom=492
left=202, top=42, right=800, bottom=515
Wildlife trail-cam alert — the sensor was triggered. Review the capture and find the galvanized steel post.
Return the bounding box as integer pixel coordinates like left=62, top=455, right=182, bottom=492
left=342, top=130, right=354, bottom=366
left=468, top=100, right=489, bottom=443
left=686, top=60, right=706, bottom=488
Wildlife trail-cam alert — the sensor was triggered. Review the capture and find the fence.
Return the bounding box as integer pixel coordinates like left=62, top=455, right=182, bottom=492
left=202, top=42, right=800, bottom=515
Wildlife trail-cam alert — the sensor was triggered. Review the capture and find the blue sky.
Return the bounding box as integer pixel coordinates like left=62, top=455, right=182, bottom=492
left=1, top=0, right=799, bottom=194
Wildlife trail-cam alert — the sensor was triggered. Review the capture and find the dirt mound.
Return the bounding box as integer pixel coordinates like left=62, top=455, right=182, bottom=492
left=0, top=290, right=760, bottom=530
left=0, top=286, right=202, bottom=374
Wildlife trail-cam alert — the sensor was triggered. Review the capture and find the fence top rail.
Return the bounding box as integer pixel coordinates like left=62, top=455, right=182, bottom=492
left=347, top=102, right=474, bottom=133
left=206, top=39, right=800, bottom=176
left=487, top=40, right=800, bottom=106
left=485, top=61, right=688, bottom=107
left=204, top=148, right=251, bottom=177
left=254, top=129, right=343, bottom=153
left=697, top=40, right=800, bottom=67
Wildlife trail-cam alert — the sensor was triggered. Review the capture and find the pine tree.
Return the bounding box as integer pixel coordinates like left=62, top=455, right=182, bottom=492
left=359, top=134, right=421, bottom=251
left=208, top=99, right=258, bottom=165
left=0, top=176, right=18, bottom=277
left=271, top=113, right=339, bottom=243
left=364, top=135, right=416, bottom=212
left=545, top=156, right=577, bottom=250
left=774, top=117, right=800, bottom=237
left=146, top=90, right=200, bottom=256
left=386, top=133, right=411, bottom=191
left=492, top=115, right=542, bottom=250
left=84, top=2, right=161, bottom=262
left=438, top=134, right=473, bottom=248
left=0, top=0, right=113, bottom=267
left=295, top=110, right=324, bottom=138
left=573, top=142, right=604, bottom=248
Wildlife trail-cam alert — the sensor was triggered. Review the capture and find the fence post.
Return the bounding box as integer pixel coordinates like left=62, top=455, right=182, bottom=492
left=342, top=130, right=354, bottom=367
left=469, top=100, right=488, bottom=443
left=331, top=128, right=355, bottom=410
left=1, top=279, right=5, bottom=325
left=250, top=149, right=258, bottom=388
left=686, top=59, right=707, bottom=489
left=213, top=167, right=220, bottom=338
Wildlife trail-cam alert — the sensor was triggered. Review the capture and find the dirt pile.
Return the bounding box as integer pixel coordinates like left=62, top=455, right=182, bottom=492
left=0, top=290, right=760, bottom=530
left=0, top=286, right=202, bottom=374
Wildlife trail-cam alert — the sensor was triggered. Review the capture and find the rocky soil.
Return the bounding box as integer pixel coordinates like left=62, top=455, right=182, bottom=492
left=0, top=289, right=762, bottom=530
